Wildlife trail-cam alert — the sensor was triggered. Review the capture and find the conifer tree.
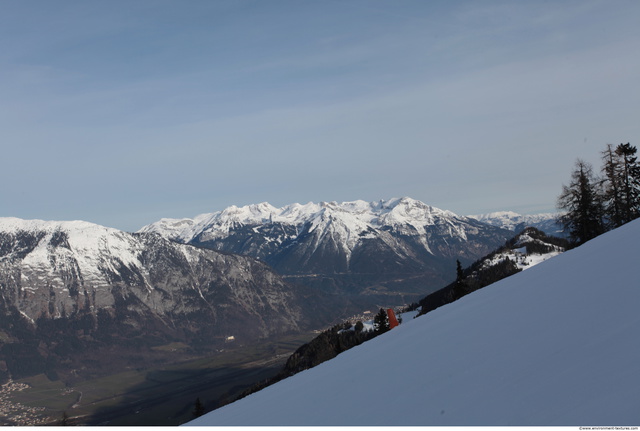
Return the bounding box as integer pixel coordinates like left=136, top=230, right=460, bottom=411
left=452, top=259, right=467, bottom=301
left=456, top=259, right=464, bottom=282
left=557, top=159, right=605, bottom=244
left=373, top=308, right=390, bottom=334
left=615, top=143, right=640, bottom=223
left=601, top=144, right=624, bottom=228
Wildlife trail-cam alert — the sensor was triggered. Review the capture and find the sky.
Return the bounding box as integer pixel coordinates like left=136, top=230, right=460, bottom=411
left=1, top=0, right=639, bottom=232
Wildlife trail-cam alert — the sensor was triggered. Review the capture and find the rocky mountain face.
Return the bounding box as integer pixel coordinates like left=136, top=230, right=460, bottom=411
left=141, top=198, right=513, bottom=307
left=467, top=211, right=565, bottom=237
left=0, top=218, right=321, bottom=383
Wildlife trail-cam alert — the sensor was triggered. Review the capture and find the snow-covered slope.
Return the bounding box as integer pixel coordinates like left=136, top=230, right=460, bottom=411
left=477, top=226, right=566, bottom=272
left=187, top=219, right=640, bottom=426
left=468, top=211, right=564, bottom=237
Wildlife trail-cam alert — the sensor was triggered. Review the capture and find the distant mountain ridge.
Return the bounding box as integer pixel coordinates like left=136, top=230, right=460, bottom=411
left=141, top=197, right=463, bottom=247
left=141, top=198, right=514, bottom=308
left=467, top=211, right=564, bottom=236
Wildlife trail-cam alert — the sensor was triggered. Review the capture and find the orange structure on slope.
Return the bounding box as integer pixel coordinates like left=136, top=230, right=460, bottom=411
left=387, top=308, right=399, bottom=329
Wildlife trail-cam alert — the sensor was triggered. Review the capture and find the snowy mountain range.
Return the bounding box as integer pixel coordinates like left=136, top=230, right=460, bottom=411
left=468, top=211, right=564, bottom=236
left=142, top=197, right=467, bottom=244
left=140, top=197, right=513, bottom=308
left=0, top=217, right=321, bottom=382
left=187, top=219, right=640, bottom=426
left=0, top=199, right=567, bottom=385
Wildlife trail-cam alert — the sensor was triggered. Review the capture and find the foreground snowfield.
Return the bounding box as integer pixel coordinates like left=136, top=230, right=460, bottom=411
left=187, top=220, right=640, bottom=426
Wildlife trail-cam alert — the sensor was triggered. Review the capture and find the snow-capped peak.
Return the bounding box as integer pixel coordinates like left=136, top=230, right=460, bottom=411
left=139, top=198, right=509, bottom=273
left=376, top=197, right=459, bottom=230
left=218, top=202, right=279, bottom=223
left=0, top=217, right=150, bottom=318
left=0, top=217, right=143, bottom=271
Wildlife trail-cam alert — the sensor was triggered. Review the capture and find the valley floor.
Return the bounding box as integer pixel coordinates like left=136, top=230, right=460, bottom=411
left=4, top=332, right=316, bottom=426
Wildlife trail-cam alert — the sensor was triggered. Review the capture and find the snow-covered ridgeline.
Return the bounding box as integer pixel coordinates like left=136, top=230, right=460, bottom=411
left=187, top=219, right=640, bottom=426
left=0, top=217, right=152, bottom=319
left=480, top=230, right=564, bottom=271
left=140, top=197, right=473, bottom=243
left=0, top=217, right=144, bottom=273
left=481, top=245, right=562, bottom=271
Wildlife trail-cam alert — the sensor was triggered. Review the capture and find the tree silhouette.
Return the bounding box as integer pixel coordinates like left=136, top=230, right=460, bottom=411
left=373, top=308, right=390, bottom=334
left=193, top=397, right=205, bottom=418
left=557, top=159, right=605, bottom=244
left=615, top=143, right=640, bottom=223
left=601, top=144, right=624, bottom=228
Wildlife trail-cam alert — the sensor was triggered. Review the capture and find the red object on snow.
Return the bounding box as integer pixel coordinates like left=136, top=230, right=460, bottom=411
left=387, top=308, right=399, bottom=329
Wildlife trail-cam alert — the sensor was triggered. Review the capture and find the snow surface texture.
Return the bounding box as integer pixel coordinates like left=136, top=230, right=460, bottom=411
left=187, top=219, right=640, bottom=426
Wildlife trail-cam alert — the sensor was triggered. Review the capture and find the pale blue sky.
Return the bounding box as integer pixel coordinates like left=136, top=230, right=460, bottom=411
left=1, top=0, right=639, bottom=231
